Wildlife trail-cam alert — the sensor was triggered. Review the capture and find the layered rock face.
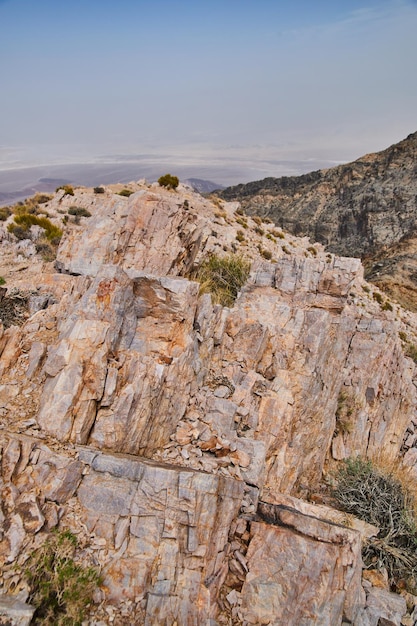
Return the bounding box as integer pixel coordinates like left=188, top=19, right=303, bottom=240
left=1, top=182, right=416, bottom=624
left=218, top=131, right=417, bottom=310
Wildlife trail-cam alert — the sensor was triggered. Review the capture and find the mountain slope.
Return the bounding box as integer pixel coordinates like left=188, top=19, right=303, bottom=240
left=1, top=181, right=417, bottom=624
left=218, top=132, right=417, bottom=308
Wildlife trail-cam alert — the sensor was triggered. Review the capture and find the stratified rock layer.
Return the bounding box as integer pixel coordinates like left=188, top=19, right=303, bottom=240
left=1, top=182, right=415, bottom=625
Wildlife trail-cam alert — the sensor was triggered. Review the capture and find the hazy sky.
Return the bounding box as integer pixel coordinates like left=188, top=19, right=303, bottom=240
left=1, top=0, right=416, bottom=178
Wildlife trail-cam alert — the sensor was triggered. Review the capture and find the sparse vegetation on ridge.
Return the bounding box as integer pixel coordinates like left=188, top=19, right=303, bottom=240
left=193, top=253, right=251, bottom=307
left=68, top=206, right=91, bottom=217
left=158, top=173, right=179, bottom=190
left=8, top=214, right=63, bottom=242
left=0, top=206, right=11, bottom=221
left=117, top=188, right=134, bottom=197
left=56, top=185, right=74, bottom=196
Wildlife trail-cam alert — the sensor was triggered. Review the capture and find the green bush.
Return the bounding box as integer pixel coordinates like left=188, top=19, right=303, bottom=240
left=117, top=189, right=134, bottom=197
left=68, top=206, right=91, bottom=217
left=25, top=529, right=101, bottom=626
left=194, top=253, right=251, bottom=307
left=56, top=185, right=74, bottom=196
left=93, top=186, right=105, bottom=194
left=8, top=214, right=63, bottom=242
left=0, top=276, right=5, bottom=285
left=158, top=173, right=179, bottom=190
left=0, top=207, right=11, bottom=221
left=333, top=458, right=417, bottom=592
left=373, top=292, right=383, bottom=304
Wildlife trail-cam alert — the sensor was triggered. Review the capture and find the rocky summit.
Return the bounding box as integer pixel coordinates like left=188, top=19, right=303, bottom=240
left=218, top=132, right=417, bottom=312
left=1, top=180, right=417, bottom=625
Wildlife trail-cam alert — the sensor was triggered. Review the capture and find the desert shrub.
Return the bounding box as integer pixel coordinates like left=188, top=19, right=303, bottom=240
left=307, top=246, right=317, bottom=256
left=362, top=285, right=370, bottom=293
left=373, top=292, right=383, bottom=304
left=93, top=186, right=105, bottom=194
left=8, top=214, right=62, bottom=242
left=333, top=457, right=417, bottom=592
left=252, top=216, right=262, bottom=226
left=0, top=276, right=5, bottom=285
left=25, top=529, right=101, bottom=626
left=260, top=248, right=272, bottom=260
left=194, top=253, right=251, bottom=307
left=0, top=207, right=11, bottom=221
left=68, top=206, right=91, bottom=217
left=117, top=189, right=134, bottom=197
left=272, top=229, right=285, bottom=239
left=236, top=217, right=248, bottom=229
left=12, top=203, right=37, bottom=216
left=158, top=173, right=179, bottom=189
left=254, top=226, right=265, bottom=236
left=236, top=230, right=245, bottom=243
left=282, top=245, right=290, bottom=254
left=335, top=390, right=356, bottom=435
left=33, top=194, right=52, bottom=204
left=399, top=331, right=408, bottom=342
left=35, top=240, right=57, bottom=261
left=382, top=301, right=393, bottom=312
left=266, top=233, right=276, bottom=242
left=7, top=225, right=29, bottom=240
left=56, top=185, right=74, bottom=196
left=405, top=343, right=417, bottom=364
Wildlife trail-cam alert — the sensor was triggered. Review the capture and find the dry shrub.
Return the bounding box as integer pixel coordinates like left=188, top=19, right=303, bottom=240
left=333, top=457, right=417, bottom=592
left=194, top=253, right=251, bottom=307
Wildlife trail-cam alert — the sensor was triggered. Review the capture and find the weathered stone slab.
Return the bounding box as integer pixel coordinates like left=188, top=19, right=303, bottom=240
left=240, top=515, right=364, bottom=625
left=0, top=594, right=35, bottom=626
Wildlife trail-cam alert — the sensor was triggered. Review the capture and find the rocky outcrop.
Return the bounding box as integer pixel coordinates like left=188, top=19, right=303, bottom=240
left=218, top=131, right=417, bottom=310
left=1, top=181, right=416, bottom=624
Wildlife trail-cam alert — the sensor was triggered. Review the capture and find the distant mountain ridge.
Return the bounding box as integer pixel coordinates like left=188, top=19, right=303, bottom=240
left=218, top=131, right=417, bottom=310
left=184, top=178, right=225, bottom=193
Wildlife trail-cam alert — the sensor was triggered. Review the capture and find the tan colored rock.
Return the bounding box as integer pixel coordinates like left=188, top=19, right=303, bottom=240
left=264, top=493, right=379, bottom=540
left=360, top=586, right=407, bottom=626
left=15, top=493, right=45, bottom=533
left=240, top=515, right=363, bottom=625
left=363, top=568, right=390, bottom=590
left=1, top=184, right=416, bottom=624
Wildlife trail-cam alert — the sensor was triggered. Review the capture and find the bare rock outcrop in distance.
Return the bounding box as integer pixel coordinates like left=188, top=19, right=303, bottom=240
left=1, top=180, right=417, bottom=624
